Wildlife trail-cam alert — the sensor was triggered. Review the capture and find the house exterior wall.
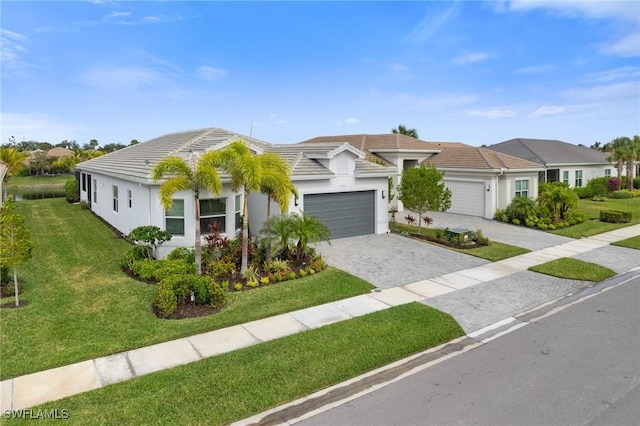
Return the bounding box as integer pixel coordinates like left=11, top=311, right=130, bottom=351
left=498, top=172, right=540, bottom=211
left=546, top=164, right=613, bottom=188
left=79, top=170, right=242, bottom=258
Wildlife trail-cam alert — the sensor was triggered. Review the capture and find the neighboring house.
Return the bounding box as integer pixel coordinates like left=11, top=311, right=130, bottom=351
left=298, top=134, right=542, bottom=219
left=47, top=147, right=74, bottom=159
left=488, top=138, right=615, bottom=188
left=76, top=128, right=394, bottom=256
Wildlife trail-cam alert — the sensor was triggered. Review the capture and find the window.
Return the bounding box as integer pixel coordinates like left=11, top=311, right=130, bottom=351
left=112, top=185, right=119, bottom=212
left=166, top=199, right=185, bottom=236
left=200, top=198, right=226, bottom=234
left=604, top=169, right=611, bottom=177
left=562, top=171, right=569, bottom=184
left=575, top=170, right=583, bottom=187
left=127, top=189, right=132, bottom=208
left=235, top=194, right=242, bottom=232
left=93, top=179, right=97, bottom=203
left=515, top=179, right=529, bottom=198
left=82, top=173, right=87, bottom=192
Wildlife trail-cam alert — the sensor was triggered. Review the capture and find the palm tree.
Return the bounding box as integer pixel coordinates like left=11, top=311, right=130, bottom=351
left=625, top=135, right=640, bottom=190
left=391, top=125, right=419, bottom=138
left=606, top=137, right=630, bottom=187
left=259, top=152, right=297, bottom=263
left=290, top=214, right=331, bottom=261
left=151, top=152, right=222, bottom=275
left=0, top=147, right=28, bottom=202
left=213, top=140, right=264, bottom=274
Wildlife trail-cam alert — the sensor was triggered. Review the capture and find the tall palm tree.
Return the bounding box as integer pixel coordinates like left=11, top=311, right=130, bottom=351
left=260, top=152, right=298, bottom=263
left=151, top=152, right=222, bottom=275
left=0, top=147, right=28, bottom=202
left=213, top=140, right=264, bottom=274
left=624, top=135, right=640, bottom=190
left=391, top=124, right=419, bottom=138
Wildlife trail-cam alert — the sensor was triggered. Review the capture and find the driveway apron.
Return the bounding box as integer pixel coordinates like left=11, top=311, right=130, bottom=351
left=314, top=233, right=487, bottom=289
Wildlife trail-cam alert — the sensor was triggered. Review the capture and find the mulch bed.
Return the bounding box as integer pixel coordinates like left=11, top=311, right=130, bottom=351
left=396, top=231, right=484, bottom=250
left=1, top=300, right=29, bottom=309
left=0, top=283, right=23, bottom=299
left=152, top=303, right=220, bottom=320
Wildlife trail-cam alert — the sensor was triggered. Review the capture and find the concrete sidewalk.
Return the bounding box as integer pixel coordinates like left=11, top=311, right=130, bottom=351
left=1, top=224, right=638, bottom=412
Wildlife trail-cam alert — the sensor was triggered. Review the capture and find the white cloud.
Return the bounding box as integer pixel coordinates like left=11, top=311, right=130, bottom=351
left=107, top=12, right=131, bottom=19
left=507, top=1, right=639, bottom=23
left=469, top=108, right=516, bottom=119
left=597, top=32, right=640, bottom=57
left=196, top=66, right=227, bottom=81
left=513, top=65, right=555, bottom=74
left=345, top=118, right=360, bottom=124
left=406, top=2, right=460, bottom=44
left=0, top=112, right=90, bottom=144
left=0, top=29, right=31, bottom=76
left=584, top=66, right=640, bottom=83
left=78, top=66, right=171, bottom=90
left=562, top=81, right=640, bottom=102
left=391, top=63, right=408, bottom=72
left=453, top=52, right=492, bottom=65
left=528, top=105, right=565, bottom=117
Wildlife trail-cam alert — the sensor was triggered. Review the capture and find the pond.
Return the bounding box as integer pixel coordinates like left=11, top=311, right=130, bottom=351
left=7, top=186, right=66, bottom=201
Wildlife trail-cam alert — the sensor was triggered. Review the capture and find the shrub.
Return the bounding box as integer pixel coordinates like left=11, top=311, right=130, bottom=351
left=592, top=196, right=607, bottom=202
left=611, top=190, right=633, bottom=199
left=208, top=280, right=227, bottom=308
left=64, top=179, right=80, bottom=203
left=471, top=230, right=489, bottom=246
left=120, top=246, right=148, bottom=270
left=260, top=276, right=270, bottom=285
left=160, top=274, right=213, bottom=304
left=634, top=176, right=640, bottom=190
left=234, top=282, right=243, bottom=291
left=269, top=259, right=290, bottom=273
left=246, top=278, right=259, bottom=288
left=207, top=259, right=235, bottom=280
left=585, top=177, right=608, bottom=197
left=127, top=226, right=172, bottom=260
left=494, top=209, right=508, bottom=223
left=155, top=259, right=194, bottom=281
left=0, top=265, right=10, bottom=285
left=572, top=187, right=592, bottom=199
left=600, top=210, right=632, bottom=223
left=299, top=269, right=308, bottom=278
left=511, top=218, right=521, bottom=225
left=166, top=247, right=193, bottom=261
left=404, top=214, right=416, bottom=225
left=563, top=210, right=586, bottom=225
left=505, top=197, right=537, bottom=223
left=131, top=259, right=163, bottom=281
left=154, top=281, right=177, bottom=318
left=242, top=265, right=259, bottom=283
left=607, top=178, right=621, bottom=192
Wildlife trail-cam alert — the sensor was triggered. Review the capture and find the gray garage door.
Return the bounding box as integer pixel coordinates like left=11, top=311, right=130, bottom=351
left=444, top=180, right=485, bottom=217
left=304, top=191, right=375, bottom=239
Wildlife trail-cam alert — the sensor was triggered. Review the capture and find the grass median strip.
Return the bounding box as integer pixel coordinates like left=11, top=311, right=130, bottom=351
left=1, top=199, right=373, bottom=380
left=28, top=303, right=464, bottom=426
left=528, top=258, right=616, bottom=282
left=393, top=223, right=530, bottom=261
left=611, top=235, right=640, bottom=250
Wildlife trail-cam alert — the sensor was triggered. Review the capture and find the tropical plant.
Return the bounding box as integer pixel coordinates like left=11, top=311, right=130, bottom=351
left=0, top=197, right=34, bottom=306
left=290, top=213, right=331, bottom=261
left=259, top=152, right=297, bottom=263
left=0, top=147, right=28, bottom=201
left=606, top=136, right=630, bottom=185
left=64, top=178, right=80, bottom=203
left=398, top=164, right=452, bottom=233
left=538, top=182, right=579, bottom=222
left=152, top=151, right=222, bottom=275
left=505, top=196, right=538, bottom=223
left=127, top=226, right=172, bottom=260
left=391, top=125, right=419, bottom=138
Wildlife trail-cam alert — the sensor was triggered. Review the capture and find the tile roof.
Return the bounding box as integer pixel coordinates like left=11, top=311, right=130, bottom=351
left=425, top=145, right=542, bottom=170
left=488, top=138, right=610, bottom=166
left=299, top=133, right=459, bottom=152
left=77, top=128, right=394, bottom=183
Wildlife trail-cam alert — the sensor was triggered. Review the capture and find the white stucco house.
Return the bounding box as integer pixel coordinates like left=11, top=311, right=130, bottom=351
left=488, top=138, right=616, bottom=188
left=298, top=134, right=543, bottom=219
left=76, top=128, right=394, bottom=257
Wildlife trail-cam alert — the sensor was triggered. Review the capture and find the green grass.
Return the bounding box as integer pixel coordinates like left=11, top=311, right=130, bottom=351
left=393, top=223, right=530, bottom=261
left=0, top=198, right=374, bottom=380
left=528, top=258, right=616, bottom=282
left=551, top=198, right=640, bottom=238
left=6, top=174, right=72, bottom=187
left=25, top=303, right=464, bottom=426
left=611, top=235, right=640, bottom=250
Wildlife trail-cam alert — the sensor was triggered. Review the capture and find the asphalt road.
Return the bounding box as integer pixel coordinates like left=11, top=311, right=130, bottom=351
left=297, top=275, right=640, bottom=426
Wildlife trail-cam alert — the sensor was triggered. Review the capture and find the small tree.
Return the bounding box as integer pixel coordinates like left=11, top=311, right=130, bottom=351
left=538, top=182, right=578, bottom=222
left=0, top=198, right=34, bottom=306
left=127, top=226, right=172, bottom=259
left=398, top=164, right=451, bottom=233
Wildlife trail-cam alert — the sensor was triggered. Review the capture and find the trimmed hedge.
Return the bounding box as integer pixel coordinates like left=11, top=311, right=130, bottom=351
left=599, top=210, right=632, bottom=223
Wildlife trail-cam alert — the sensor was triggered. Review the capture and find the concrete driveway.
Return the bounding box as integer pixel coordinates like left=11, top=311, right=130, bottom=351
left=397, top=210, right=574, bottom=251
left=314, top=233, right=488, bottom=289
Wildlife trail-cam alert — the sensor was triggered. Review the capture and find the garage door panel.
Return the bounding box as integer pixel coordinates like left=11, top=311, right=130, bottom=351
left=304, top=191, right=375, bottom=239
left=444, top=181, right=484, bottom=217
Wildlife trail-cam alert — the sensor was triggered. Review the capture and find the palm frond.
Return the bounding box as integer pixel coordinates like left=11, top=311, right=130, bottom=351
left=158, top=176, right=190, bottom=209
left=151, top=156, right=193, bottom=182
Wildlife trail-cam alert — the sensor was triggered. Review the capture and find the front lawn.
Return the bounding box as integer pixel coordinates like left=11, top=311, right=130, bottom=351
left=393, top=223, right=530, bottom=261
left=551, top=198, right=640, bottom=238
left=31, top=303, right=464, bottom=425
left=528, top=258, right=616, bottom=282
left=0, top=199, right=374, bottom=380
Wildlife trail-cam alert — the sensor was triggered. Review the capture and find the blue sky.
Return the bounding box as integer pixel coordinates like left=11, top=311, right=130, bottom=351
left=1, top=1, right=639, bottom=147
